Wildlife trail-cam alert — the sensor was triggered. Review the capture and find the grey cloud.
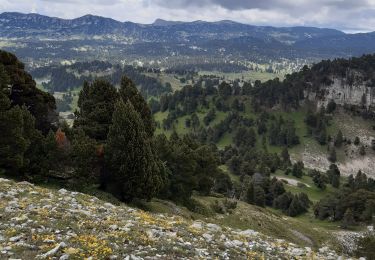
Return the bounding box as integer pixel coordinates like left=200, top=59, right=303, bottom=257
left=4, top=0, right=375, bottom=32
left=151, top=0, right=372, bottom=11
left=151, top=0, right=287, bottom=10
left=40, top=0, right=122, bottom=5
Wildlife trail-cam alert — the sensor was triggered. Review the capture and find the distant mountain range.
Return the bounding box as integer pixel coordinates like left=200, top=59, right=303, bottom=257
left=1, top=12, right=375, bottom=70
left=0, top=12, right=345, bottom=43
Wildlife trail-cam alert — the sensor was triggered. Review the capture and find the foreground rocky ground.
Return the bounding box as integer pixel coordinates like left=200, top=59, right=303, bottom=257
left=0, top=178, right=355, bottom=259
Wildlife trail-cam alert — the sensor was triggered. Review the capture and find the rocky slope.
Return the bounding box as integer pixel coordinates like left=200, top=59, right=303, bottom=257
left=305, top=77, right=375, bottom=109
left=0, top=178, right=348, bottom=259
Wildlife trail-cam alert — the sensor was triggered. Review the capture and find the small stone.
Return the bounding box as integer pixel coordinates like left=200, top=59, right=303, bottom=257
left=37, top=242, right=66, bottom=259
left=43, top=239, right=55, bottom=244
left=11, top=214, right=28, bottom=222
left=202, top=233, right=213, bottom=242
left=239, top=229, right=258, bottom=236
left=58, top=189, right=68, bottom=194
left=9, top=235, right=23, bottom=242
left=291, top=248, right=305, bottom=256
left=59, top=254, right=69, bottom=260
left=104, top=202, right=115, bottom=208
left=232, top=240, right=243, bottom=247
left=206, top=223, right=221, bottom=232
left=109, top=225, right=118, bottom=230
left=190, top=221, right=203, bottom=230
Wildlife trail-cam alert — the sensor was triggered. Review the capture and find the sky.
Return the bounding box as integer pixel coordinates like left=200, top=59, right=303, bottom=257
left=1, top=0, right=375, bottom=33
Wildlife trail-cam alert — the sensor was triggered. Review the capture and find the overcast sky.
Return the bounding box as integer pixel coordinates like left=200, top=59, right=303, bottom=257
left=1, top=0, right=375, bottom=33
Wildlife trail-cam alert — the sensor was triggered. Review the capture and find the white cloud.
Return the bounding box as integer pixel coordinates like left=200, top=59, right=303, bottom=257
left=1, top=0, right=375, bottom=32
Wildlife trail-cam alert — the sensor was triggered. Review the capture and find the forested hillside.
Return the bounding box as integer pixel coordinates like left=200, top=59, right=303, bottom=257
left=1, top=50, right=374, bottom=258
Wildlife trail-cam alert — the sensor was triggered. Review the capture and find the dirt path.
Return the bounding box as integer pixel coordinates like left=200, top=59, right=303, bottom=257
left=276, top=177, right=311, bottom=187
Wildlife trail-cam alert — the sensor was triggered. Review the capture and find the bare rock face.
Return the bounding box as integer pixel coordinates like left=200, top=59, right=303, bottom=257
left=305, top=76, right=375, bottom=109
left=302, top=74, right=375, bottom=178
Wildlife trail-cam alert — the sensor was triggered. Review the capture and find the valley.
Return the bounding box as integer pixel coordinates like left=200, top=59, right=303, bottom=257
left=0, top=8, right=375, bottom=259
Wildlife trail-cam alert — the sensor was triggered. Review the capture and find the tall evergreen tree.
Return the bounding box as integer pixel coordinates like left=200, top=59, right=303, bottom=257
left=281, top=147, right=291, bottom=167
left=328, top=147, right=337, bottom=163
left=0, top=104, right=30, bottom=174
left=0, top=51, right=57, bottom=134
left=71, top=130, right=98, bottom=182
left=105, top=100, right=165, bottom=201
left=74, top=80, right=119, bottom=141
left=341, top=208, right=355, bottom=228
left=0, top=81, right=40, bottom=175
left=334, top=130, right=344, bottom=147
left=119, top=76, right=155, bottom=137
left=327, top=164, right=340, bottom=188
left=253, top=185, right=266, bottom=207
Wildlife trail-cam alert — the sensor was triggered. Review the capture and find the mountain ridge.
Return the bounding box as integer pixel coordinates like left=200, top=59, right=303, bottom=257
left=0, top=12, right=346, bottom=32
left=2, top=12, right=375, bottom=70
left=0, top=11, right=346, bottom=42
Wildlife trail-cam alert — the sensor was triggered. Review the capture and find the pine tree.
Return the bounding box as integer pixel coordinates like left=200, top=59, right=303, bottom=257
left=313, top=172, right=327, bottom=190
left=327, top=164, right=340, bottom=188
left=191, top=113, right=200, bottom=130
left=253, top=185, right=266, bottom=207
left=287, top=197, right=303, bottom=217
left=0, top=64, right=10, bottom=92
left=74, top=79, right=119, bottom=141
left=273, top=192, right=293, bottom=211
left=218, top=81, right=232, bottom=98
left=119, top=76, right=155, bottom=137
left=42, top=130, right=59, bottom=173
left=246, top=183, right=255, bottom=204
left=328, top=147, right=337, bottom=163
left=0, top=88, right=38, bottom=175
left=326, top=99, right=336, bottom=113
left=71, top=130, right=98, bottom=182
left=105, top=100, right=165, bottom=201
left=334, top=130, right=344, bottom=147
left=341, top=208, right=355, bottom=229
left=292, top=162, right=304, bottom=178
left=0, top=51, right=57, bottom=134
left=281, top=147, right=291, bottom=167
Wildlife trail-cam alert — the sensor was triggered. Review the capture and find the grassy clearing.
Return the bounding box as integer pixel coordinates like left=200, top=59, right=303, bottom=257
left=272, top=170, right=338, bottom=202
left=198, top=70, right=284, bottom=82
left=144, top=72, right=183, bottom=91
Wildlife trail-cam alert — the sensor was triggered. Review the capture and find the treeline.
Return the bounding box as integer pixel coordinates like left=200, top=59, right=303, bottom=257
left=0, top=51, right=311, bottom=218
left=31, top=62, right=172, bottom=96
left=0, top=51, right=226, bottom=209
left=164, top=62, right=249, bottom=73
left=155, top=78, right=308, bottom=216
left=0, top=50, right=57, bottom=177
left=314, top=170, right=375, bottom=228
left=155, top=80, right=299, bottom=149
